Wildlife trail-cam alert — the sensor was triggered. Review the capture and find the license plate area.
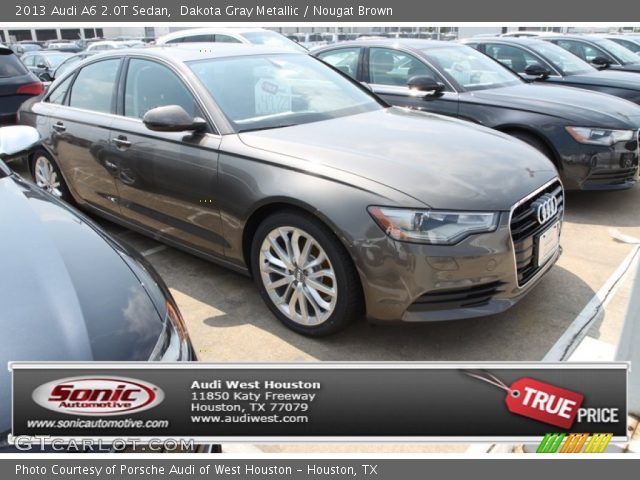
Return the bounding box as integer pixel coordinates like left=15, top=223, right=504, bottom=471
left=536, top=221, right=560, bottom=267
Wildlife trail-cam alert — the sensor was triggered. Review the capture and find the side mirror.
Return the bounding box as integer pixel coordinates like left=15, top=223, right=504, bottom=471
left=143, top=105, right=207, bottom=133
left=407, top=75, right=446, bottom=94
left=591, top=56, right=612, bottom=69
left=36, top=63, right=47, bottom=69
left=38, top=72, right=53, bottom=82
left=524, top=63, right=551, bottom=79
left=0, top=126, right=40, bottom=160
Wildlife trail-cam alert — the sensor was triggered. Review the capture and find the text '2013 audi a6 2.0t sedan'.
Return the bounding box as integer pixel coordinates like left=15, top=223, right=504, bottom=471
left=20, top=44, right=564, bottom=336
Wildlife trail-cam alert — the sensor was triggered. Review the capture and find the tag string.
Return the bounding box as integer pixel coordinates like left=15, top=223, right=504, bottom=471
left=463, top=370, right=511, bottom=393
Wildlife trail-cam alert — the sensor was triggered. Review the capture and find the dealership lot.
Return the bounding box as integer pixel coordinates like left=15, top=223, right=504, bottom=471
left=12, top=160, right=637, bottom=363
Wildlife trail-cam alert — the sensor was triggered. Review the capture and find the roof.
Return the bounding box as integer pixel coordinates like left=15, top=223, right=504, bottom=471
left=22, top=50, right=73, bottom=57
left=313, top=38, right=465, bottom=52
left=156, top=27, right=269, bottom=43
left=462, top=37, right=549, bottom=46
left=89, top=43, right=306, bottom=63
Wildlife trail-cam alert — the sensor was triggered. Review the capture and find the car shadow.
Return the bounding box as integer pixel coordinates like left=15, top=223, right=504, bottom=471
left=564, top=186, right=640, bottom=228
left=152, top=247, right=598, bottom=362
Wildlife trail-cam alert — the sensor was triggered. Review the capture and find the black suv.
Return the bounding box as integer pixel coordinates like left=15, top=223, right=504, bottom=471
left=0, top=47, right=43, bottom=125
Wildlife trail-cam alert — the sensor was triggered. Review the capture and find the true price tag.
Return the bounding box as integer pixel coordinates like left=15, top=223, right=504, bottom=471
left=505, top=377, right=584, bottom=429
left=464, top=371, right=585, bottom=430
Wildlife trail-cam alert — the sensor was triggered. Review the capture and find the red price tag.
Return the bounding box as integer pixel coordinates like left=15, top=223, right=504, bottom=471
left=505, top=377, right=584, bottom=429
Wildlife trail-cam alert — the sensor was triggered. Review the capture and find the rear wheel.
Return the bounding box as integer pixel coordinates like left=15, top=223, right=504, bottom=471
left=251, top=211, right=362, bottom=336
left=30, top=149, right=71, bottom=201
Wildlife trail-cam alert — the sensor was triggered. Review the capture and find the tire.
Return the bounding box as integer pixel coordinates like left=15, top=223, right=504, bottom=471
left=251, top=210, right=362, bottom=336
left=30, top=149, right=71, bottom=202
left=510, top=131, right=556, bottom=165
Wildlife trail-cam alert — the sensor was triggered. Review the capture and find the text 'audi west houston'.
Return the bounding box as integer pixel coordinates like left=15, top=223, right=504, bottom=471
left=20, top=44, right=564, bottom=336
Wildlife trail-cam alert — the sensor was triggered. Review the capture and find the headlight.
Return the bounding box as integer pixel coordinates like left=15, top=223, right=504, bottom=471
left=368, top=207, right=499, bottom=245
left=565, top=127, right=634, bottom=146
left=149, top=301, right=193, bottom=361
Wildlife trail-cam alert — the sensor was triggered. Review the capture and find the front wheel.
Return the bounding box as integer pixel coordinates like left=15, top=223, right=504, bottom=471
left=251, top=211, right=362, bottom=336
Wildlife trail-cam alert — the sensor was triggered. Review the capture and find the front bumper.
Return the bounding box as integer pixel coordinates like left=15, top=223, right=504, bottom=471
left=356, top=179, right=564, bottom=323
left=557, top=134, right=639, bottom=190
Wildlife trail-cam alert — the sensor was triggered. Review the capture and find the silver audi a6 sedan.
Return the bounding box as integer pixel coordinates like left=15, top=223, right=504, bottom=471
left=19, top=45, right=564, bottom=336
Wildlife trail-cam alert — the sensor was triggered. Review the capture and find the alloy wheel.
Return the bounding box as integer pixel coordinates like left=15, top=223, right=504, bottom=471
left=34, top=155, right=62, bottom=198
left=259, top=226, right=338, bottom=326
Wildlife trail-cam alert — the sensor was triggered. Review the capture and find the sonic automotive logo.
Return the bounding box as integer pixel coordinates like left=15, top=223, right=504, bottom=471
left=32, top=377, right=164, bottom=416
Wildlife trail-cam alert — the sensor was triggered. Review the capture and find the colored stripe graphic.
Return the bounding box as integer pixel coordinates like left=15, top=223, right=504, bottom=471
left=537, top=433, right=565, bottom=453
left=537, top=433, right=613, bottom=453
left=584, top=433, right=613, bottom=453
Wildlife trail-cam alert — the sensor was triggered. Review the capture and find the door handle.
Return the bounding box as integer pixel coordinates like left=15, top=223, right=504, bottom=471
left=52, top=122, right=66, bottom=133
left=112, top=136, right=131, bottom=149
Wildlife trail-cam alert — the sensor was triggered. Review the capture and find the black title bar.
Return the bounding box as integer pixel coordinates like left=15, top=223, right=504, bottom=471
left=2, top=0, right=640, bottom=22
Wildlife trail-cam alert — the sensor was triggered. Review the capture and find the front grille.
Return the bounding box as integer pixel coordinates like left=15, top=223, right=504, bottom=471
left=510, top=180, right=564, bottom=286
left=409, top=281, right=507, bottom=312
left=584, top=167, right=638, bottom=187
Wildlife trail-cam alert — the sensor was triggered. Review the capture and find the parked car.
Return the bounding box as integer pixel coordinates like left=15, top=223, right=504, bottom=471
left=20, top=44, right=563, bottom=336
left=501, top=31, right=557, bottom=38
left=465, top=38, right=640, bottom=105
left=314, top=39, right=640, bottom=190
left=85, top=40, right=130, bottom=52
left=605, top=35, right=640, bottom=54
left=543, top=35, right=640, bottom=72
left=0, top=125, right=196, bottom=451
left=46, top=42, right=83, bottom=53
left=155, top=28, right=305, bottom=52
left=52, top=51, right=96, bottom=80
left=8, top=43, right=41, bottom=58
left=0, top=47, right=43, bottom=124
left=292, top=32, right=327, bottom=49
left=20, top=50, right=73, bottom=82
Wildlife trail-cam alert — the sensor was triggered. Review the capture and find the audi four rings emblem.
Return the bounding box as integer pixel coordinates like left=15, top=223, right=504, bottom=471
left=535, top=195, right=558, bottom=224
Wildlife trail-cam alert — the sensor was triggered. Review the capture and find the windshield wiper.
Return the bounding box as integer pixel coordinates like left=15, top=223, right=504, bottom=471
left=238, top=124, right=298, bottom=133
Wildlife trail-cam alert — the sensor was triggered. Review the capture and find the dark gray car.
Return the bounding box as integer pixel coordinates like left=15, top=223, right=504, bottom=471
left=19, top=45, right=563, bottom=336
left=0, top=125, right=195, bottom=450
left=312, top=40, right=640, bottom=190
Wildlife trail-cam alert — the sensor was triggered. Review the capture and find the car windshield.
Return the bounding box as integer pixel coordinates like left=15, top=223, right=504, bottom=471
left=423, top=46, right=521, bottom=91
left=46, top=53, right=72, bottom=68
left=241, top=31, right=306, bottom=52
left=527, top=42, right=594, bottom=75
left=596, top=38, right=640, bottom=64
left=189, top=53, right=381, bottom=133
left=0, top=50, right=29, bottom=78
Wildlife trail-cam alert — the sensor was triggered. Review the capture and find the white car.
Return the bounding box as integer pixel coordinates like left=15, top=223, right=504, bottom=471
left=155, top=28, right=305, bottom=51
left=501, top=31, right=559, bottom=38
left=85, top=40, right=129, bottom=51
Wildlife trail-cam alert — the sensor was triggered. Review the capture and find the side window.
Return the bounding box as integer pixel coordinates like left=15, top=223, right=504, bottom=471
left=484, top=44, right=541, bottom=74
left=612, top=38, right=640, bottom=53
left=47, top=75, right=74, bottom=104
left=183, top=34, right=213, bottom=43
left=166, top=37, right=184, bottom=44
left=22, top=55, right=35, bottom=67
left=369, top=48, right=441, bottom=87
left=555, top=40, right=614, bottom=63
left=317, top=48, right=361, bottom=80
left=69, top=59, right=120, bottom=113
left=214, top=34, right=241, bottom=43
left=124, top=58, right=201, bottom=119
left=34, top=56, right=45, bottom=67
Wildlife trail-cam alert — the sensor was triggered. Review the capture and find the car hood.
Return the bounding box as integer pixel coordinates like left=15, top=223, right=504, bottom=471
left=0, top=175, right=163, bottom=434
left=464, top=84, right=640, bottom=128
left=238, top=108, right=557, bottom=211
left=567, top=69, right=640, bottom=92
